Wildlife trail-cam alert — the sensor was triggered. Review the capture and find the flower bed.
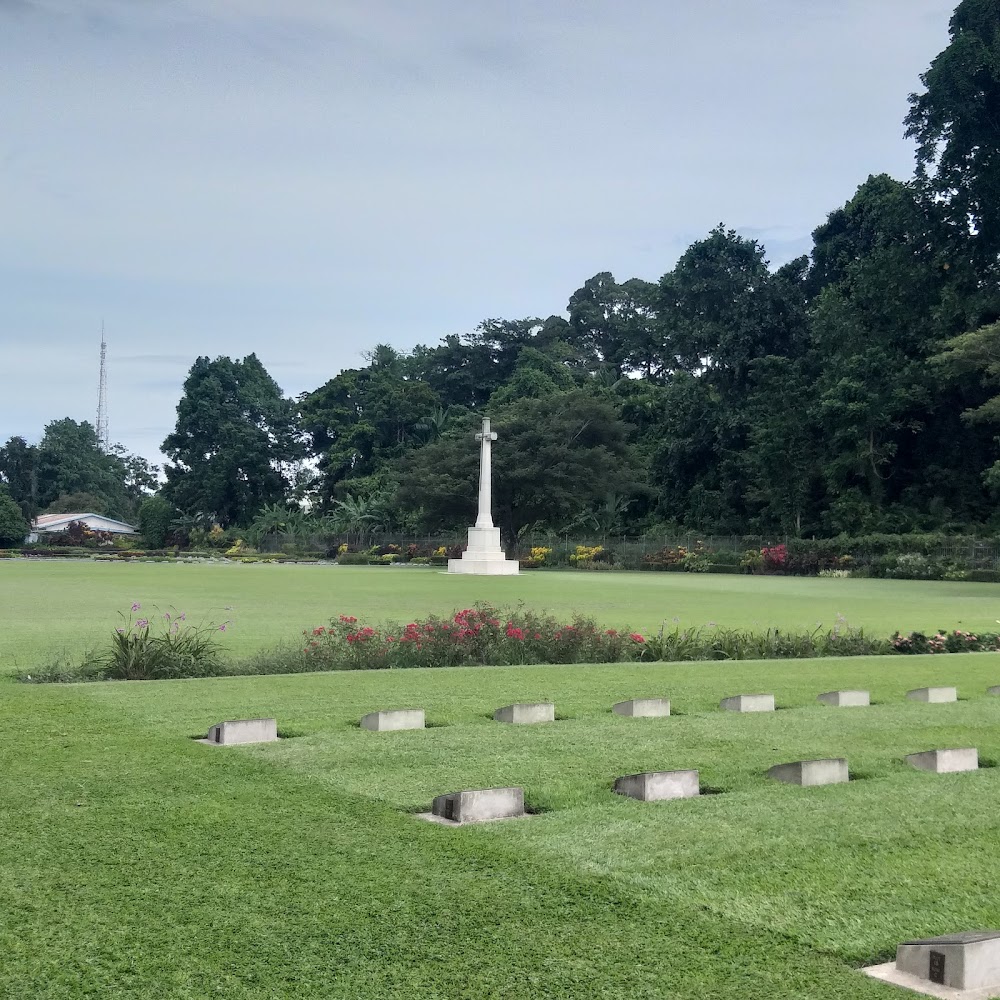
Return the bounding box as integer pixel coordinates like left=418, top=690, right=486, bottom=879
left=301, top=605, right=648, bottom=669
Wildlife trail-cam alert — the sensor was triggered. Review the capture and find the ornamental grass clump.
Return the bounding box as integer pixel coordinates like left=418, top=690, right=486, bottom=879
left=300, top=604, right=649, bottom=670
left=90, top=603, right=230, bottom=680
left=643, top=619, right=888, bottom=661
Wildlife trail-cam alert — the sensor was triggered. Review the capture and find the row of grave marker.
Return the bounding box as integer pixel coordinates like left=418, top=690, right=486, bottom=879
left=421, top=746, right=983, bottom=821
left=198, top=685, right=1000, bottom=745
left=196, top=713, right=999, bottom=997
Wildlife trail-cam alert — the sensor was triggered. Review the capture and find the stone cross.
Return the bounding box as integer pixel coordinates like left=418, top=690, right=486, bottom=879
left=474, top=417, right=498, bottom=528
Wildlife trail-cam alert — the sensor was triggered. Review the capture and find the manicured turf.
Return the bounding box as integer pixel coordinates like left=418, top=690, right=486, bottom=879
left=4, top=655, right=1000, bottom=998
left=7, top=563, right=1000, bottom=996
left=3, top=560, right=1000, bottom=672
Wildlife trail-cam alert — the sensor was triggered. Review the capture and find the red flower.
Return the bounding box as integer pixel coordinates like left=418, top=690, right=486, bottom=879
left=629, top=632, right=645, bottom=643
left=312, top=627, right=325, bottom=636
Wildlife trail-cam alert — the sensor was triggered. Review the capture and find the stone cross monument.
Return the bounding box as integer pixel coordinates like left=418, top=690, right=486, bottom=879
left=448, top=417, right=520, bottom=575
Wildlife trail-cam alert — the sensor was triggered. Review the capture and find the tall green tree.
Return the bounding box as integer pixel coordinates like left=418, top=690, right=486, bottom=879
left=0, top=436, right=38, bottom=520
left=808, top=175, right=974, bottom=530
left=906, top=0, right=1000, bottom=269
left=567, top=273, right=660, bottom=379
left=0, top=486, right=29, bottom=546
left=301, top=346, right=440, bottom=506
left=930, top=320, right=1000, bottom=493
left=162, top=355, right=304, bottom=527
left=35, top=419, right=131, bottom=519
left=398, top=392, right=637, bottom=548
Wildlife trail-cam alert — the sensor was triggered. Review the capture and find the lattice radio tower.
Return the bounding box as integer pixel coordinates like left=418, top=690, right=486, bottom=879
left=96, top=322, right=109, bottom=451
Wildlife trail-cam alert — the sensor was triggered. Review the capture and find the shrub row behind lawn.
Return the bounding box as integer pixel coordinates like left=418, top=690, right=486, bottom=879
left=21, top=601, right=1000, bottom=684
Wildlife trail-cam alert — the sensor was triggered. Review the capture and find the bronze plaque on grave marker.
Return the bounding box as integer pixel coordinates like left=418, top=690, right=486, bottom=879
left=928, top=950, right=945, bottom=984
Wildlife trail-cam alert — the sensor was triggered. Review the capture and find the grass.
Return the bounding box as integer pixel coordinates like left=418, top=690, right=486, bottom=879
left=4, top=560, right=1000, bottom=673
left=5, top=655, right=1000, bottom=997
left=6, top=563, right=1000, bottom=996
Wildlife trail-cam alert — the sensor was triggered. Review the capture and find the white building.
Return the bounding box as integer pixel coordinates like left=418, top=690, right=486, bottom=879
left=28, top=512, right=139, bottom=543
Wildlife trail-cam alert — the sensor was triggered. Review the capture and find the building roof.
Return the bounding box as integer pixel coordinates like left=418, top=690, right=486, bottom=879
left=32, top=512, right=138, bottom=533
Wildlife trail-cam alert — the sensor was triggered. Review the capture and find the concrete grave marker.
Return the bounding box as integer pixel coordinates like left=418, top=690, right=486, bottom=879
left=360, top=709, right=425, bottom=732
left=987, top=686, right=1000, bottom=697
left=906, top=748, right=979, bottom=773
left=720, top=693, right=775, bottom=713
left=612, top=698, right=670, bottom=718
left=865, top=930, right=1000, bottom=998
left=907, top=687, right=958, bottom=703
left=200, top=718, right=278, bottom=746
left=614, top=770, right=699, bottom=801
left=421, top=787, right=526, bottom=825
left=493, top=702, right=555, bottom=724
left=767, top=758, right=848, bottom=786
left=817, top=690, right=870, bottom=707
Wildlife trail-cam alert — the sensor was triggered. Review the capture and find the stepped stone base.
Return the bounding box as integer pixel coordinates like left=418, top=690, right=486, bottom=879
left=720, top=693, right=775, bottom=713
left=448, top=525, right=520, bottom=575
left=613, top=698, right=670, bottom=717
left=360, top=709, right=425, bottom=731
left=767, top=758, right=848, bottom=786
left=907, top=687, right=958, bottom=703
left=614, top=770, right=699, bottom=801
left=199, top=718, right=278, bottom=746
left=906, top=748, right=979, bottom=773
left=817, top=690, right=870, bottom=707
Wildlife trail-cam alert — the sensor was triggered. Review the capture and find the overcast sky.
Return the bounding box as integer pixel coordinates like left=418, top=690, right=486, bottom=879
left=1, top=0, right=956, bottom=463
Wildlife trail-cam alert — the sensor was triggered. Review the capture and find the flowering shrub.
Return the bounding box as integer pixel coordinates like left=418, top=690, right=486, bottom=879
left=569, top=545, right=604, bottom=563
left=644, top=542, right=711, bottom=572
left=89, top=603, right=230, bottom=680
left=520, top=546, right=553, bottom=570
left=760, top=544, right=787, bottom=571
left=891, top=628, right=1000, bottom=654
left=44, top=521, right=116, bottom=548
left=300, top=604, right=649, bottom=669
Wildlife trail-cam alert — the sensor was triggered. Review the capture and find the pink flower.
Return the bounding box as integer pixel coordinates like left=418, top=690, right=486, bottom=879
left=131, top=602, right=141, bottom=612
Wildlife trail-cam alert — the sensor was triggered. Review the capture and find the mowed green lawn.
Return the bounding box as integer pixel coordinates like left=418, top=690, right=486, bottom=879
left=4, top=657, right=1000, bottom=998
left=3, top=560, right=1000, bottom=672
left=6, top=563, right=1000, bottom=997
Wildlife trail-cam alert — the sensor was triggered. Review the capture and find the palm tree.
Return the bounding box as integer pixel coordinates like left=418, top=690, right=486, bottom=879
left=415, top=406, right=452, bottom=443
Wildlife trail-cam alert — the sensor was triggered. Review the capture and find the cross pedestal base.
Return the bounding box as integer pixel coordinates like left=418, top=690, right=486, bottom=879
left=447, top=526, right=520, bottom=576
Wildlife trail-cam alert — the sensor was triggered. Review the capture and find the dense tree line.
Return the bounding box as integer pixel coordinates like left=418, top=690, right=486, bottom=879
left=4, top=0, right=999, bottom=543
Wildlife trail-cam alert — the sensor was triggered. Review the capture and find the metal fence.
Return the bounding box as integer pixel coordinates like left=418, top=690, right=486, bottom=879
left=258, top=531, right=1000, bottom=571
